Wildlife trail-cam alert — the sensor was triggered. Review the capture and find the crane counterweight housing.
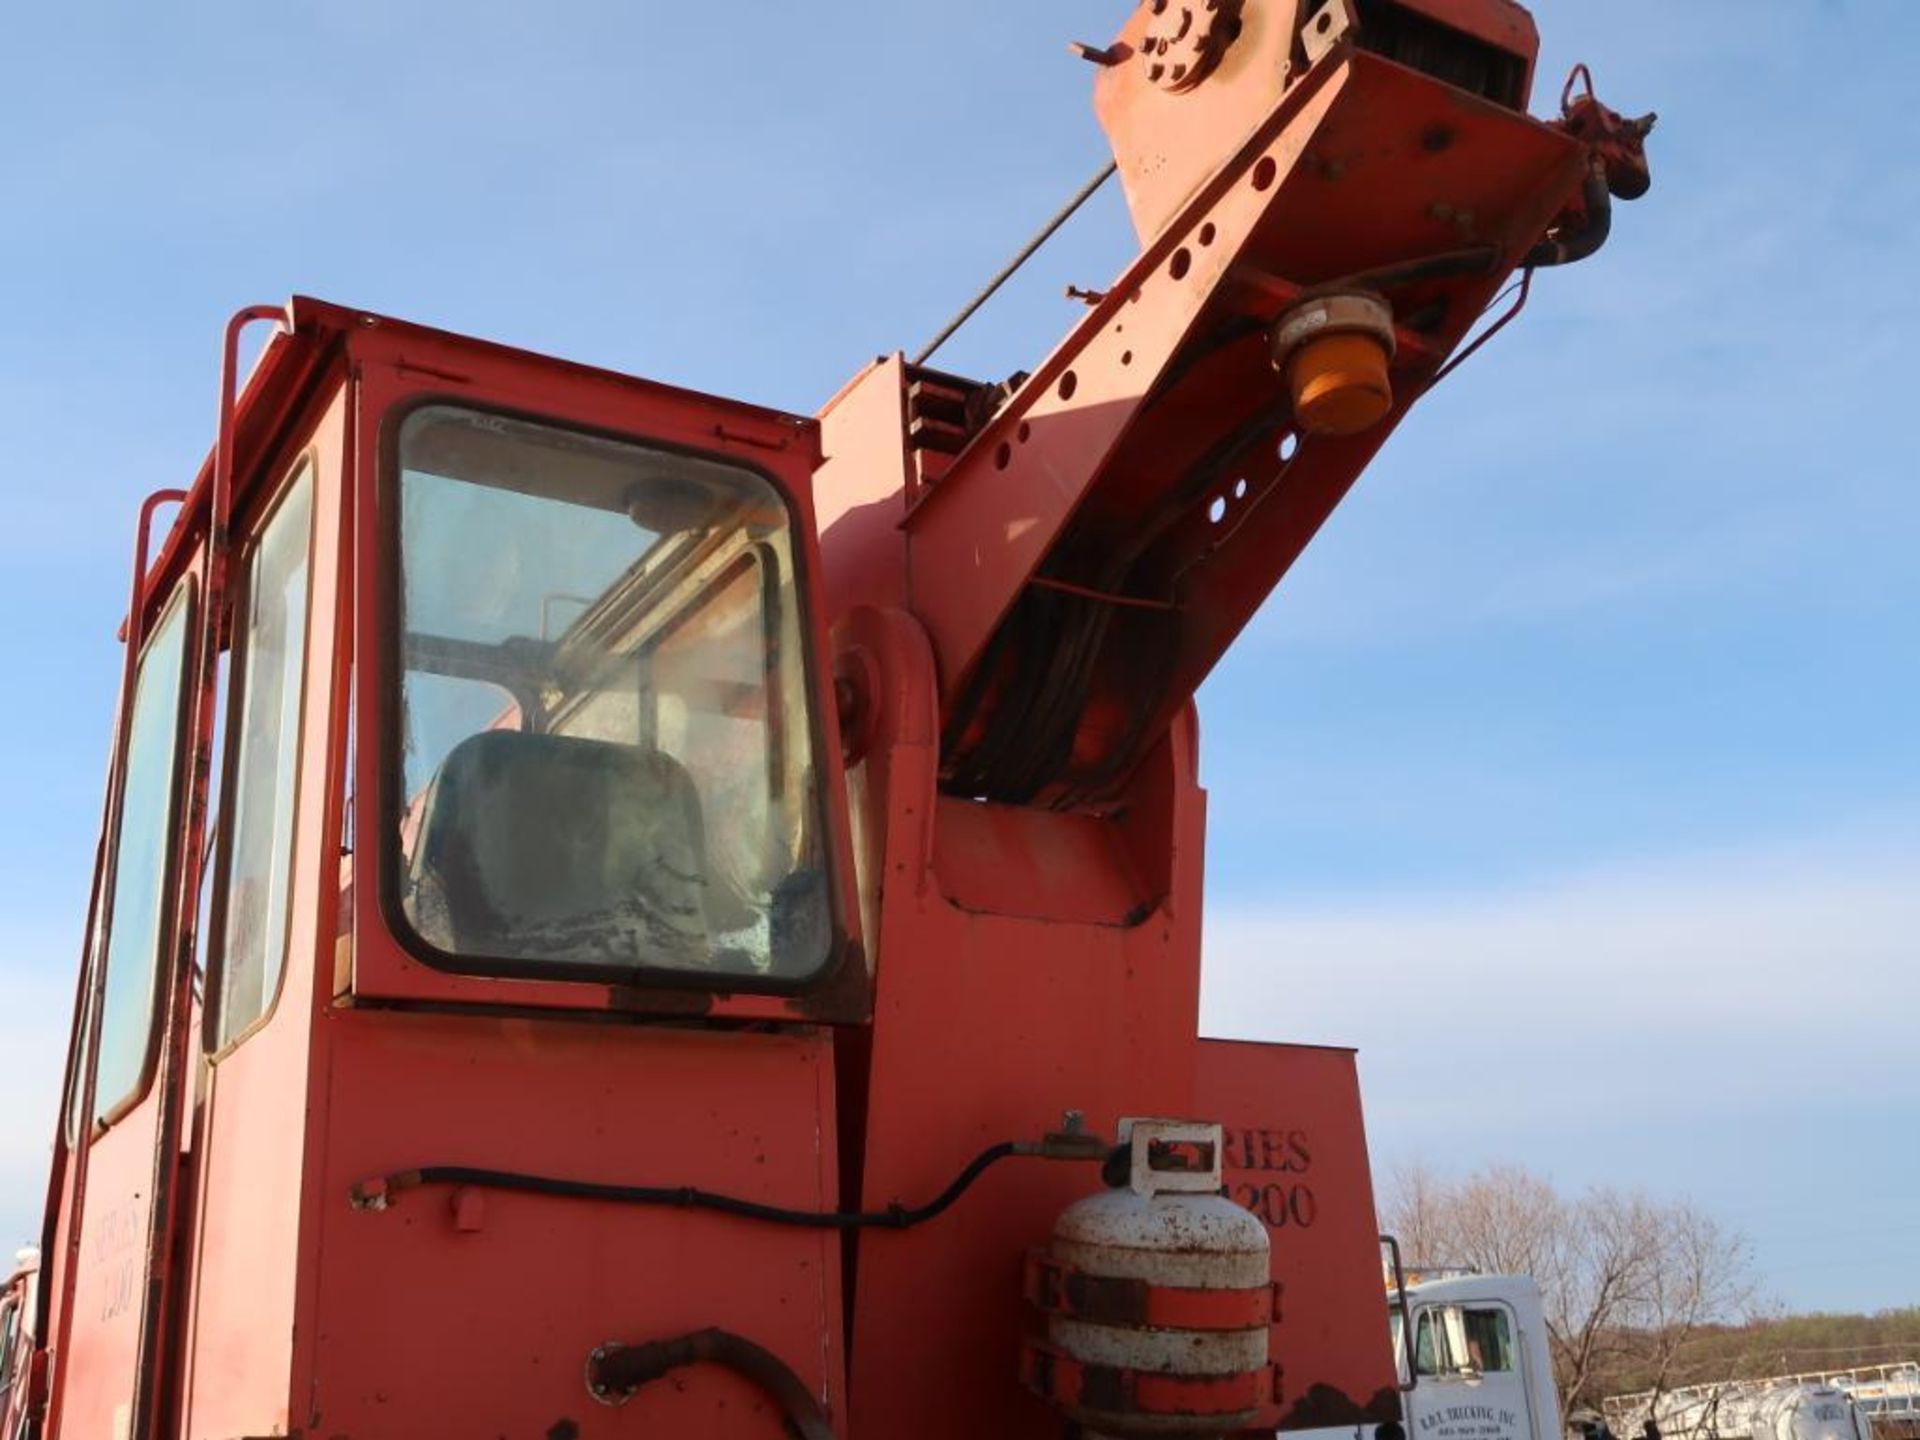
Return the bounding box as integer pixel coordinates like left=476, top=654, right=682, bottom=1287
left=14, top=2, right=1655, bottom=1437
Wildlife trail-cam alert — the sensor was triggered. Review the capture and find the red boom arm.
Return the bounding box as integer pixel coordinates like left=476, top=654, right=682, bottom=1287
left=822, top=0, right=1651, bottom=808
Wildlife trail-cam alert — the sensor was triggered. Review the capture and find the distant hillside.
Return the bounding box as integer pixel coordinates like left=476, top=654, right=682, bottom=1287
left=1604, top=1311, right=1920, bottom=1396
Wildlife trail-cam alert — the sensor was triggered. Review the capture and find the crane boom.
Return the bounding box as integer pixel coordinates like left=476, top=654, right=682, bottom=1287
left=821, top=0, right=1650, bottom=807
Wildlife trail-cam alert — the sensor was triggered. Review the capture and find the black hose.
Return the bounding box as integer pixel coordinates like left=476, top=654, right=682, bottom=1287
left=1324, top=245, right=1501, bottom=292
left=589, top=1329, right=835, bottom=1440
left=1525, top=160, right=1613, bottom=268
left=353, top=1141, right=1038, bottom=1231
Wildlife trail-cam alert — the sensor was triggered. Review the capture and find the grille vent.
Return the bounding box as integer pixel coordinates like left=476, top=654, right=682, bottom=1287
left=1353, top=0, right=1529, bottom=110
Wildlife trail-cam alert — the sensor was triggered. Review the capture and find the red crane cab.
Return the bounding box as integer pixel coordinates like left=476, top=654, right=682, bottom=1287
left=23, top=2, right=1654, bottom=1436
left=33, top=305, right=1397, bottom=1439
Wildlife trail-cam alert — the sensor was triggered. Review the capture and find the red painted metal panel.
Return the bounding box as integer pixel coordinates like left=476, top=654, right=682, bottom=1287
left=931, top=798, right=1150, bottom=927
left=1094, top=0, right=1311, bottom=246
left=54, top=1116, right=156, bottom=1440
left=301, top=1016, right=842, bottom=1438
left=815, top=358, right=912, bottom=622
left=179, top=383, right=353, bottom=1440
left=849, top=902, right=1204, bottom=1439
left=831, top=597, right=1213, bottom=1439
left=1196, top=1040, right=1402, bottom=1433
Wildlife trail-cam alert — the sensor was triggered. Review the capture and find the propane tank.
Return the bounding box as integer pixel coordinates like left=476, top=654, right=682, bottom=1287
left=1023, top=1119, right=1273, bottom=1438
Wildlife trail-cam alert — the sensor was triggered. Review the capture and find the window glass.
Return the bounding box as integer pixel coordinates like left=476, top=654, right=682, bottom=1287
left=1412, top=1305, right=1514, bottom=1377
left=392, top=406, right=830, bottom=985
left=216, top=468, right=313, bottom=1046
left=1462, top=1307, right=1515, bottom=1373
left=88, top=590, right=193, bottom=1124
left=400, top=671, right=522, bottom=798
left=0, top=1296, right=16, bottom=1391
left=1414, top=1310, right=1444, bottom=1377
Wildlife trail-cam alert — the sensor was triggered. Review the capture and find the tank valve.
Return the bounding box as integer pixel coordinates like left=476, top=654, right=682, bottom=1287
left=1272, top=293, right=1398, bottom=438
left=1022, top=1118, right=1274, bottom=1438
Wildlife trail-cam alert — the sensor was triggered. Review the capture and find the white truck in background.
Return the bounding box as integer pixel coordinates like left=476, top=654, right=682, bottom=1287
left=1388, top=1273, right=1565, bottom=1440
left=1332, top=1270, right=1880, bottom=1440
left=1606, top=1378, right=1879, bottom=1440
left=1290, top=1271, right=1564, bottom=1440
left=1336, top=1274, right=1873, bottom=1440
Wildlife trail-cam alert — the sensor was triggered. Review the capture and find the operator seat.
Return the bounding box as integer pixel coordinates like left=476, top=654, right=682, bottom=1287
left=405, top=729, right=713, bottom=967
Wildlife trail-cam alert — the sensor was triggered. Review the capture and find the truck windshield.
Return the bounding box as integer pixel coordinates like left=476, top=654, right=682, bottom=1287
left=1400, top=1304, right=1516, bottom=1377
left=389, top=405, right=831, bottom=987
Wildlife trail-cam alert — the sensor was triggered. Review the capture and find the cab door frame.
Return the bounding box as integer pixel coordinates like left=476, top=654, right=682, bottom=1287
left=339, top=312, right=868, bottom=1025
left=35, top=305, right=352, bottom=1440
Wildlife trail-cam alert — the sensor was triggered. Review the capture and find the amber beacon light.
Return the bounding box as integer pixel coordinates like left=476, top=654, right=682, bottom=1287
left=1272, top=294, right=1399, bottom=438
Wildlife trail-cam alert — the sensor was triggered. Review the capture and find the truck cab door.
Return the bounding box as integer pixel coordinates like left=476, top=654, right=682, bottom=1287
left=1406, top=1301, right=1536, bottom=1440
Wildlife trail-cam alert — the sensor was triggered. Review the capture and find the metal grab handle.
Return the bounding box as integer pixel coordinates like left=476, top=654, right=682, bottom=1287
left=1382, top=1233, right=1417, bottom=1395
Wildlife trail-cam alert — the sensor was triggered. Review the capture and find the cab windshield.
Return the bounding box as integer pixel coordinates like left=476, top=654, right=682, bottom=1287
left=390, top=405, right=831, bottom=986
left=1395, top=1304, right=1516, bottom=1378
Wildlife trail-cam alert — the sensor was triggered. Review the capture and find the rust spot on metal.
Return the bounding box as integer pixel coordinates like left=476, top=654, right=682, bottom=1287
left=712, top=423, right=793, bottom=453
left=1062, top=1269, right=1152, bottom=1326
left=392, top=357, right=473, bottom=384
left=788, top=937, right=868, bottom=1022
left=603, top=985, right=715, bottom=1017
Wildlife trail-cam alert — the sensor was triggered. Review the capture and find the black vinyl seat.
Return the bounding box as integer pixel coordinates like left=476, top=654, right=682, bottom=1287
left=405, top=729, right=712, bottom=967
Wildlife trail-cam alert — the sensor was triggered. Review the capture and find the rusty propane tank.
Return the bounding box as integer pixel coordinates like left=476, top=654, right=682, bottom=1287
left=1023, top=1119, right=1274, bottom=1437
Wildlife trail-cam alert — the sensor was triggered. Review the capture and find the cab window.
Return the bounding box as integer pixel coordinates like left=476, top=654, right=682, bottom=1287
left=1412, top=1310, right=1442, bottom=1376
left=1463, top=1307, right=1515, bottom=1373
left=390, top=405, right=830, bottom=987
left=78, top=587, right=194, bottom=1129
left=215, top=465, right=314, bottom=1045
left=1411, top=1305, right=1516, bottom=1377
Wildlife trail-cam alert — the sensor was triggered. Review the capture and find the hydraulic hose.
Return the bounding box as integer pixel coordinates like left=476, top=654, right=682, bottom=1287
left=587, top=1329, right=835, bottom=1440
left=350, top=1139, right=1107, bottom=1230
left=1525, top=160, right=1613, bottom=269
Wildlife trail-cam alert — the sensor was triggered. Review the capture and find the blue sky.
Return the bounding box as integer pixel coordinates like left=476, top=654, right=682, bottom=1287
left=1, top=1, right=1914, bottom=1317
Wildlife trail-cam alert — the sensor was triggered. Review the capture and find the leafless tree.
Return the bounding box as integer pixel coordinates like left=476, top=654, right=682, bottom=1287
left=1635, top=1202, right=1756, bottom=1404
left=1383, top=1164, right=1756, bottom=1427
